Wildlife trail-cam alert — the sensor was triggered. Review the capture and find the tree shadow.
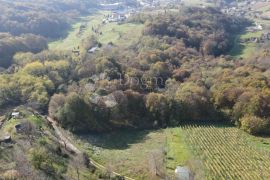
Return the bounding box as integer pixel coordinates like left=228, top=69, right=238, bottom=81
left=228, top=34, right=245, bottom=57
left=78, top=129, right=153, bottom=150
left=48, top=9, right=99, bottom=41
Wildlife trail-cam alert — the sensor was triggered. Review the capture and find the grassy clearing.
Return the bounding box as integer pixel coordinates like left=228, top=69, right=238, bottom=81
left=49, top=11, right=144, bottom=51
left=49, top=11, right=107, bottom=50
left=78, top=130, right=166, bottom=179
left=240, top=31, right=263, bottom=39
left=98, top=23, right=144, bottom=47
left=165, top=128, right=191, bottom=176
left=229, top=32, right=261, bottom=58
left=72, top=128, right=190, bottom=179
left=2, top=118, right=19, bottom=135
left=181, top=0, right=213, bottom=7
left=62, top=124, right=270, bottom=179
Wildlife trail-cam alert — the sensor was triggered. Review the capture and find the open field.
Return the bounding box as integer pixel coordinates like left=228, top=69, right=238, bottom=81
left=182, top=125, right=270, bottom=180
left=64, top=124, right=270, bottom=179
left=229, top=30, right=265, bottom=58
left=230, top=41, right=259, bottom=59
left=181, top=0, right=213, bottom=7
left=165, top=128, right=191, bottom=176
left=49, top=12, right=105, bottom=50
left=49, top=11, right=144, bottom=51
left=71, top=129, right=190, bottom=179
left=97, top=22, right=144, bottom=47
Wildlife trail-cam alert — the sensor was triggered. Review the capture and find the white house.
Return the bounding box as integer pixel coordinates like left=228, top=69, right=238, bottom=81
left=175, top=166, right=191, bottom=180
left=11, top=112, right=20, bottom=119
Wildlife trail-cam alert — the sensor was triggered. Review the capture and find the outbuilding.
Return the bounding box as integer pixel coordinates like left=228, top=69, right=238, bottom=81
left=175, top=166, right=192, bottom=180
left=0, top=135, right=11, bottom=143
left=11, top=112, right=20, bottom=119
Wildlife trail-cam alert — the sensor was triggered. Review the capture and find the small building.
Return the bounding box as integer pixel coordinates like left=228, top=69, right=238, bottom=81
left=88, top=47, right=99, bottom=53
left=0, top=135, right=11, bottom=143
left=15, top=123, right=22, bottom=133
left=175, top=166, right=192, bottom=180
left=107, top=12, right=126, bottom=22
left=11, top=112, right=20, bottom=119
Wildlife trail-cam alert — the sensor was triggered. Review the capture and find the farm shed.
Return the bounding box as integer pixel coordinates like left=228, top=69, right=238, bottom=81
left=88, top=46, right=99, bottom=53
left=0, top=135, right=11, bottom=143
left=175, top=166, right=192, bottom=180
left=11, top=112, right=20, bottom=119
left=15, top=123, right=22, bottom=132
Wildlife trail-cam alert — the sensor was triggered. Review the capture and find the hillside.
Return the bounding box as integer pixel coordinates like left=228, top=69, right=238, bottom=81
left=1, top=0, right=270, bottom=179
left=0, top=107, right=91, bottom=179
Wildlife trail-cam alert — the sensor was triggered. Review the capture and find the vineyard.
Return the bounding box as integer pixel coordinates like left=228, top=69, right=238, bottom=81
left=182, top=125, right=270, bottom=180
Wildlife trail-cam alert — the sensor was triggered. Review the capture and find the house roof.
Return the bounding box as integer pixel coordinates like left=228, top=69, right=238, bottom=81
left=175, top=166, right=191, bottom=180
left=175, top=166, right=190, bottom=174
left=88, top=47, right=99, bottom=53
left=11, top=112, right=20, bottom=116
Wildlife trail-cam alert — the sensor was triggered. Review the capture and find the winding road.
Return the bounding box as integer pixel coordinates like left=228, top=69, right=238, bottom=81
left=46, top=116, right=135, bottom=180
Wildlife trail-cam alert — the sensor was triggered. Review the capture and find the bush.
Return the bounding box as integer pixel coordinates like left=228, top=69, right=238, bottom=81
left=240, top=116, right=270, bottom=135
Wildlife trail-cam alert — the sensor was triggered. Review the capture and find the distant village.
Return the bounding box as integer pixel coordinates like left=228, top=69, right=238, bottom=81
left=71, top=0, right=270, bottom=57
left=221, top=0, right=270, bottom=19
left=221, top=0, right=270, bottom=44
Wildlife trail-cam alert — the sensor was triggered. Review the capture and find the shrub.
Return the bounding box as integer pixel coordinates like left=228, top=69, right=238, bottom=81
left=240, top=116, right=270, bottom=135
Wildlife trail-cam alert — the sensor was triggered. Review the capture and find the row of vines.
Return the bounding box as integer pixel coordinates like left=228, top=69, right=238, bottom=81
left=181, top=125, right=270, bottom=179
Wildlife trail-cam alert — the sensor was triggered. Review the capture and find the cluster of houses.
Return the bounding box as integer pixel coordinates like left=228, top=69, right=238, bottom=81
left=102, top=11, right=135, bottom=23
left=222, top=0, right=270, bottom=18
left=103, top=12, right=126, bottom=23
left=138, top=0, right=182, bottom=8
left=221, top=0, right=270, bottom=45
left=247, top=22, right=263, bottom=32
left=240, top=32, right=270, bottom=44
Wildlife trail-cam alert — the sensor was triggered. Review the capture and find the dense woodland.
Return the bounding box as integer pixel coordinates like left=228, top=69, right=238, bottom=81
left=0, top=0, right=98, bottom=38
left=0, top=0, right=98, bottom=68
left=0, top=33, right=48, bottom=68
left=3, top=6, right=269, bottom=136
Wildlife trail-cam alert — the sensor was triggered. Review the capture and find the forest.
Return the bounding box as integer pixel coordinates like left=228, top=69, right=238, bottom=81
left=2, top=6, right=269, bottom=136
left=0, top=0, right=98, bottom=38
left=0, top=0, right=98, bottom=69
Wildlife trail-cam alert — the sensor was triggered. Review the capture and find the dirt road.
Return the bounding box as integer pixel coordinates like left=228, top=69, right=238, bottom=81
left=46, top=116, right=135, bottom=180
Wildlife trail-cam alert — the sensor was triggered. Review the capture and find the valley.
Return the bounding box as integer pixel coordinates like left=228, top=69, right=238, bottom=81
left=1, top=0, right=270, bottom=179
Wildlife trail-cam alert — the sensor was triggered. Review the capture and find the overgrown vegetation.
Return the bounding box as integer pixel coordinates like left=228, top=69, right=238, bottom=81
left=0, top=107, right=107, bottom=179
left=0, top=0, right=98, bottom=38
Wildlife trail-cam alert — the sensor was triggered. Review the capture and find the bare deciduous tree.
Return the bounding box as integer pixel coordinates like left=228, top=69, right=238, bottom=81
left=20, top=120, right=36, bottom=145
left=148, top=148, right=166, bottom=179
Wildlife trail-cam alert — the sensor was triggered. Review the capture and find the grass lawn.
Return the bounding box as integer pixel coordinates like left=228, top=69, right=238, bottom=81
left=98, top=23, right=144, bottom=47
left=72, top=128, right=190, bottom=179
left=229, top=31, right=261, bottom=58
left=49, top=11, right=107, bottom=50
left=49, top=11, right=144, bottom=51
left=181, top=0, right=213, bottom=7
left=63, top=123, right=270, bottom=179
left=165, top=128, right=191, bottom=176
left=240, top=31, right=263, bottom=39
